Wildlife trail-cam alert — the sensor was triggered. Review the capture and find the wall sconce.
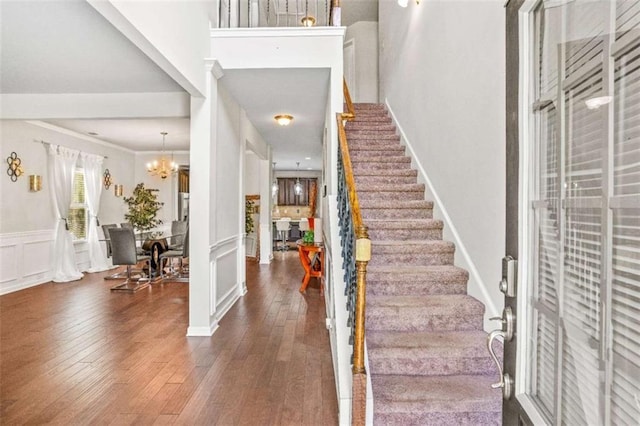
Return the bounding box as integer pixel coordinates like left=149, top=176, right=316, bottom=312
left=29, top=175, right=42, bottom=192
left=114, top=184, right=123, bottom=197
left=103, top=168, right=113, bottom=189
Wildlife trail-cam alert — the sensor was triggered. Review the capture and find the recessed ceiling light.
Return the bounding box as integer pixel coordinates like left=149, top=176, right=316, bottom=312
left=305, top=157, right=311, bottom=160
left=88, top=132, right=98, bottom=136
left=274, top=114, right=293, bottom=126
left=307, top=167, right=312, bottom=170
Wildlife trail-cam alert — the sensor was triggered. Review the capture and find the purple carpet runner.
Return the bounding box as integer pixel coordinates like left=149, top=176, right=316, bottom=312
left=346, top=103, right=502, bottom=425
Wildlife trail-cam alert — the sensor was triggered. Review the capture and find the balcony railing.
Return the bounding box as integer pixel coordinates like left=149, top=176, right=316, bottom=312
left=217, top=0, right=334, bottom=28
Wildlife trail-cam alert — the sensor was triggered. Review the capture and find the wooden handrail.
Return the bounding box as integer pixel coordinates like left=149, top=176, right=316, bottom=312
left=342, top=78, right=355, bottom=121
left=338, top=80, right=370, bottom=426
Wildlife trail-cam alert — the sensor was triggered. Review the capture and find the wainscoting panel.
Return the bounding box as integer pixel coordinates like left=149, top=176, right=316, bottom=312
left=0, top=230, right=53, bottom=295
left=208, top=234, right=242, bottom=322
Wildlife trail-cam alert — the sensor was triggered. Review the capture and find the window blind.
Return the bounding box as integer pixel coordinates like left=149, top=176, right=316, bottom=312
left=610, top=38, right=640, bottom=424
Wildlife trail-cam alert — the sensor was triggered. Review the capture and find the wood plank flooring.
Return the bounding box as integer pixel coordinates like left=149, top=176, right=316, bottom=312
left=0, top=251, right=338, bottom=425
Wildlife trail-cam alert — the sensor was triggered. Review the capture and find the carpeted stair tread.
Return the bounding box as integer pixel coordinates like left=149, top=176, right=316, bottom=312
left=353, top=168, right=418, bottom=177
left=372, top=239, right=454, bottom=250
left=367, top=294, right=484, bottom=312
left=360, top=199, right=433, bottom=208
left=366, top=218, right=443, bottom=229
left=349, top=144, right=405, bottom=153
left=356, top=174, right=417, bottom=186
left=367, top=330, right=497, bottom=376
left=357, top=182, right=425, bottom=192
left=371, top=374, right=501, bottom=425
left=367, top=264, right=468, bottom=283
left=347, top=133, right=401, bottom=141
left=350, top=155, right=411, bottom=164
left=366, top=295, right=485, bottom=332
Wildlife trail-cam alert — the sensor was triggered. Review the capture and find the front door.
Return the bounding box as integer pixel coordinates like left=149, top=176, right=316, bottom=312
left=505, top=0, right=640, bottom=424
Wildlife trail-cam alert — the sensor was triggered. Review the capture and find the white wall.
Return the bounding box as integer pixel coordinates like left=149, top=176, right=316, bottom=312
left=88, top=0, right=211, bottom=97
left=345, top=22, right=379, bottom=103
left=379, top=0, right=506, bottom=324
left=0, top=119, right=136, bottom=294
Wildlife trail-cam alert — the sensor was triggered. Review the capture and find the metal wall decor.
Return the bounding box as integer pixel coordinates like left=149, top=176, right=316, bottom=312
left=6, top=152, right=23, bottom=182
left=114, top=184, right=123, bottom=197
left=103, top=169, right=113, bottom=189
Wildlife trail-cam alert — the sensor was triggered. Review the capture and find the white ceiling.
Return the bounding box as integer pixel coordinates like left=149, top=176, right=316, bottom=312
left=1, top=0, right=377, bottom=171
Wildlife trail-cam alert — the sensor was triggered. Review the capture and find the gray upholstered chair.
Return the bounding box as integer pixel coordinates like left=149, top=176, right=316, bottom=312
left=170, top=220, right=188, bottom=250
left=109, top=228, right=151, bottom=292
left=101, top=224, right=118, bottom=257
left=159, top=229, right=189, bottom=282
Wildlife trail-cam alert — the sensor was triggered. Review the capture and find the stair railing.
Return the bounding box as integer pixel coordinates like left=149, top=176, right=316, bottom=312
left=337, top=79, right=370, bottom=425
left=217, top=0, right=332, bottom=28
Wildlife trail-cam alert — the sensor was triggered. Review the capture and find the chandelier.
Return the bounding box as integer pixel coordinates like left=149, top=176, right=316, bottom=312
left=146, top=131, right=178, bottom=180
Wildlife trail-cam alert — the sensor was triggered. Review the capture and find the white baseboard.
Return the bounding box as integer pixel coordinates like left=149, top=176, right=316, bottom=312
left=186, top=323, right=219, bottom=337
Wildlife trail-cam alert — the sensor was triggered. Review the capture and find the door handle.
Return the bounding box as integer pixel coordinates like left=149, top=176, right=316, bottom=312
left=487, top=307, right=515, bottom=400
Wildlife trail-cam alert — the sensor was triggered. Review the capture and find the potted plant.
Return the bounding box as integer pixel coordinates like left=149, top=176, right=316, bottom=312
left=123, top=183, right=163, bottom=236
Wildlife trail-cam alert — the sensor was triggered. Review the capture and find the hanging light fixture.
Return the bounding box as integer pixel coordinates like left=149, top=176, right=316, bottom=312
left=301, top=0, right=316, bottom=26
left=147, top=132, right=178, bottom=180
left=294, top=162, right=303, bottom=195
left=272, top=162, right=279, bottom=197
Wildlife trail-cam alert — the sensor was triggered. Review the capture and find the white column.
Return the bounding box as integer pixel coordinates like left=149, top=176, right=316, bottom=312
left=187, top=60, right=224, bottom=336
left=259, top=153, right=273, bottom=264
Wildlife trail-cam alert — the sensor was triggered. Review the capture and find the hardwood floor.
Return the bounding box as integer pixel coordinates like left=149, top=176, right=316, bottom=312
left=0, top=251, right=338, bottom=425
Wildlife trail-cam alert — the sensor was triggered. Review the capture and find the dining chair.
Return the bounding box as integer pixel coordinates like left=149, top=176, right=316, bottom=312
left=101, top=224, right=118, bottom=257
left=275, top=219, right=291, bottom=251
left=170, top=220, right=188, bottom=250
left=159, top=229, right=189, bottom=282
left=109, top=228, right=151, bottom=292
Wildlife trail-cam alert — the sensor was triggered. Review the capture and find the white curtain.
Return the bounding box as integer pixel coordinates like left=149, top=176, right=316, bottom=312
left=48, top=144, right=83, bottom=282
left=81, top=152, right=111, bottom=272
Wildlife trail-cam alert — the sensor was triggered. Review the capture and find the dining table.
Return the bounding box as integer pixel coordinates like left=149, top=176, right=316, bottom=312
left=296, top=240, right=324, bottom=293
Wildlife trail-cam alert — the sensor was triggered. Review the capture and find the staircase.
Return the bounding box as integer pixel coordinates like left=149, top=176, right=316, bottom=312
left=345, top=103, right=502, bottom=425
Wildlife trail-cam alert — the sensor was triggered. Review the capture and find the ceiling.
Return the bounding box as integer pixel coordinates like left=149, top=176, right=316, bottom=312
left=0, top=0, right=377, bottom=171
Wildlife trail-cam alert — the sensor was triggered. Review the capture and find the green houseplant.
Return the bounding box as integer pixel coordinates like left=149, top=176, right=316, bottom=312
left=123, top=183, right=163, bottom=234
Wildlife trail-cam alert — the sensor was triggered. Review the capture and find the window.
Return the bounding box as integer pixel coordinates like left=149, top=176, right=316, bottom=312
left=68, top=168, right=87, bottom=240
left=526, top=1, right=640, bottom=424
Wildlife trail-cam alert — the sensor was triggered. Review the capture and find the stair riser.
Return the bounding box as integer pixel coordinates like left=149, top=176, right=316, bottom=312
left=351, top=155, right=411, bottom=163
left=358, top=191, right=424, bottom=202
left=367, top=280, right=467, bottom=296
left=366, top=310, right=483, bottom=332
left=369, top=228, right=442, bottom=241
left=347, top=134, right=400, bottom=141
left=356, top=175, right=417, bottom=185
left=368, top=354, right=497, bottom=377
left=350, top=148, right=405, bottom=158
left=356, top=183, right=424, bottom=192
left=362, top=208, right=432, bottom=220
left=369, top=252, right=454, bottom=266
left=353, top=104, right=386, bottom=111
left=374, top=411, right=501, bottom=426
left=346, top=124, right=396, bottom=132
left=346, top=114, right=393, bottom=123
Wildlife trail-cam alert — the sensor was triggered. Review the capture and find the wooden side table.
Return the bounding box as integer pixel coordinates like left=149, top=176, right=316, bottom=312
left=296, top=240, right=324, bottom=293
